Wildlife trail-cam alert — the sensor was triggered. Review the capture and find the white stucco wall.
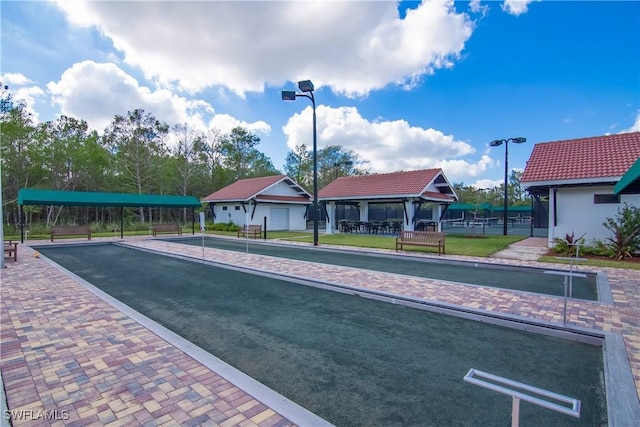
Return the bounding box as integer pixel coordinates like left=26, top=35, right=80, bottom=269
left=212, top=203, right=307, bottom=231
left=549, top=185, right=639, bottom=246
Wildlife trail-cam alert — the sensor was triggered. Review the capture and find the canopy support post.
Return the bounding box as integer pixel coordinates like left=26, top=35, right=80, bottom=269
left=20, top=205, right=24, bottom=244
left=120, top=206, right=124, bottom=239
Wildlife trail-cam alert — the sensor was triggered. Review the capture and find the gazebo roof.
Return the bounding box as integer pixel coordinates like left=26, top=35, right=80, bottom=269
left=318, top=169, right=456, bottom=202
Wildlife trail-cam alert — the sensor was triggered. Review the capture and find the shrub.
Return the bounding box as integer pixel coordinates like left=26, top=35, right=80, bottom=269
left=600, top=203, right=640, bottom=260
left=208, top=221, right=240, bottom=232
left=552, top=231, right=585, bottom=257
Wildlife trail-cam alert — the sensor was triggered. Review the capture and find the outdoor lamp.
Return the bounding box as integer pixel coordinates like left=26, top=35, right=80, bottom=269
left=282, top=80, right=319, bottom=246
left=490, top=137, right=527, bottom=235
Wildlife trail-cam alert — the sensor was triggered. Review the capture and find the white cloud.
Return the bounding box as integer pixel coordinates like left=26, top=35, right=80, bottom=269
left=620, top=111, right=640, bottom=133
left=46, top=61, right=270, bottom=138
left=53, top=0, right=475, bottom=97
left=501, top=0, right=540, bottom=16
left=1, top=72, right=33, bottom=86
left=208, top=114, right=271, bottom=136
left=282, top=105, right=493, bottom=181
left=469, top=0, right=489, bottom=17
left=1, top=72, right=46, bottom=121
left=470, top=178, right=503, bottom=190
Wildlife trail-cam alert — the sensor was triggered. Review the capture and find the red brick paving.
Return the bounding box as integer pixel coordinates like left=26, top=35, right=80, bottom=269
left=1, top=241, right=295, bottom=427
left=1, top=236, right=639, bottom=425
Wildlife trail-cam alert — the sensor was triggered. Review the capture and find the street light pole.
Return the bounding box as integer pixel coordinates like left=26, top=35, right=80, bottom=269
left=282, top=80, right=319, bottom=246
left=489, top=137, right=526, bottom=235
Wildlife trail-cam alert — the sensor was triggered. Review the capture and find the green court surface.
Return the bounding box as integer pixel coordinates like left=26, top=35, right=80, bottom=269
left=38, top=244, right=607, bottom=426
left=167, top=237, right=599, bottom=301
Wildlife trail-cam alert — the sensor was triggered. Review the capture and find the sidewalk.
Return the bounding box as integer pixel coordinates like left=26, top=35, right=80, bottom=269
left=490, top=237, right=549, bottom=261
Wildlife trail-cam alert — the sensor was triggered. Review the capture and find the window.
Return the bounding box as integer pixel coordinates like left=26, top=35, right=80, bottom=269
left=594, top=194, right=620, bottom=204
left=235, top=206, right=241, bottom=211
left=222, top=206, right=228, bottom=211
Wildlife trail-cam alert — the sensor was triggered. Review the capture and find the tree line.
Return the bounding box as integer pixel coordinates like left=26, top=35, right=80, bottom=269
left=1, top=83, right=528, bottom=232
left=0, top=84, right=368, bottom=230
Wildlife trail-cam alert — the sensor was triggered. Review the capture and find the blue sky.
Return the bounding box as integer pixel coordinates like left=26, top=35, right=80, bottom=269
left=1, top=0, right=638, bottom=189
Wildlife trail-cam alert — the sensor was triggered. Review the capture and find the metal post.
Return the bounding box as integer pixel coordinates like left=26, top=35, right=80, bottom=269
left=529, top=195, right=534, bottom=237
left=282, top=82, right=318, bottom=246
left=490, top=137, right=525, bottom=235
left=20, top=205, right=24, bottom=243
left=563, top=277, right=568, bottom=325
left=263, top=216, right=267, bottom=240
left=569, top=259, right=573, bottom=298
left=511, top=396, right=521, bottom=427
left=503, top=140, right=509, bottom=236
left=311, top=93, right=318, bottom=246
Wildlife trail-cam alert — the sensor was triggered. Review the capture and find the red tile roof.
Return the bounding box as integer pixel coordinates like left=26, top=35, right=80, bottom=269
left=202, top=175, right=309, bottom=203
left=318, top=169, right=454, bottom=201
left=522, top=132, right=640, bottom=184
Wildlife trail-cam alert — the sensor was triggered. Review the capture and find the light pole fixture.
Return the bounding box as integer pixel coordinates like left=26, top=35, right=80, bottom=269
left=282, top=79, right=320, bottom=246
left=489, top=136, right=526, bottom=235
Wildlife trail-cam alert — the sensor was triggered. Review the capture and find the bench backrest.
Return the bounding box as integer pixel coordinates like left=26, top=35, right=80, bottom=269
left=51, top=225, right=90, bottom=235
left=153, top=224, right=180, bottom=231
left=400, top=230, right=444, bottom=243
left=244, top=225, right=262, bottom=231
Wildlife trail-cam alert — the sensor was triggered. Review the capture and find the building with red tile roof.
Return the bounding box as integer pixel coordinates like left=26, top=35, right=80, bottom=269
left=202, top=175, right=311, bottom=230
left=522, top=132, right=640, bottom=246
left=318, top=168, right=457, bottom=233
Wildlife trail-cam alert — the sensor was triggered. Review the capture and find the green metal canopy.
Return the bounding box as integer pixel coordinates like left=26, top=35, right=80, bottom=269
left=18, top=188, right=202, bottom=208
left=448, top=203, right=492, bottom=211
left=614, top=157, right=640, bottom=195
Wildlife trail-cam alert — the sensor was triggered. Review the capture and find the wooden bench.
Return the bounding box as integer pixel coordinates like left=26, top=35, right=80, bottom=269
left=395, top=230, right=445, bottom=255
left=50, top=225, right=91, bottom=242
left=152, top=223, right=183, bottom=237
left=4, top=240, right=18, bottom=262
left=237, top=224, right=262, bottom=239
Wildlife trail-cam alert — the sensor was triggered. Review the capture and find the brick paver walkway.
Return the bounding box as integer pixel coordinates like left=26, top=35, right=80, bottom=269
left=1, top=236, right=639, bottom=426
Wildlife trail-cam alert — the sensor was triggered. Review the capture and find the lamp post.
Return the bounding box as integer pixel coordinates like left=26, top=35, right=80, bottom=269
left=489, top=137, right=526, bottom=235
left=282, top=80, right=319, bottom=246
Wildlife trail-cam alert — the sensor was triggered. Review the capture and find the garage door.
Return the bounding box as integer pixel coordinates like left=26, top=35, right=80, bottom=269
left=270, top=208, right=289, bottom=230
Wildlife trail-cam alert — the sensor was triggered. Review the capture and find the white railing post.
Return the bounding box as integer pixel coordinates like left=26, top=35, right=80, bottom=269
left=511, top=396, right=520, bottom=427
left=464, top=369, right=581, bottom=425
left=544, top=267, right=587, bottom=324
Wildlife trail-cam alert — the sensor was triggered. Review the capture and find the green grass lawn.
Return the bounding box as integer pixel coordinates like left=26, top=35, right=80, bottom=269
left=538, top=254, right=640, bottom=270
left=12, top=227, right=640, bottom=269
left=273, top=232, right=524, bottom=257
